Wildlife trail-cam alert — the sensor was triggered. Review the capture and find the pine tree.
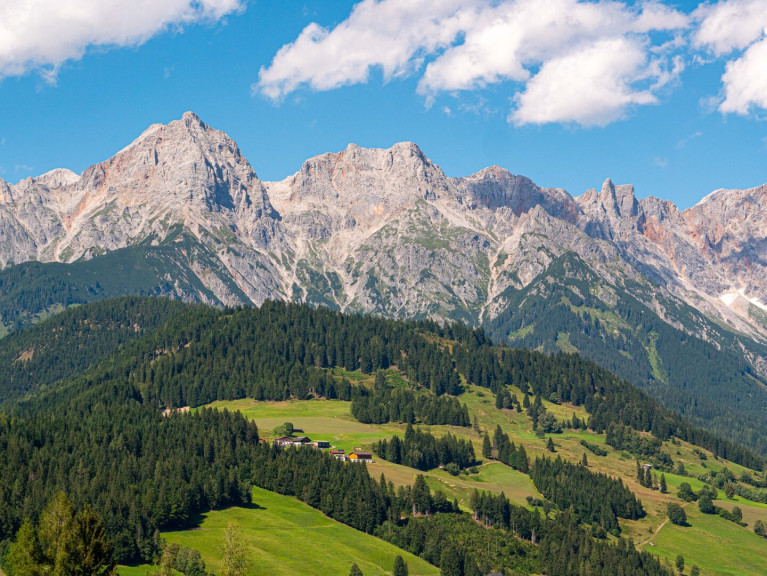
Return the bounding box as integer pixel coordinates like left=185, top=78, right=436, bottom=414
left=581, top=452, right=588, bottom=466
left=482, top=433, right=491, bottom=459
left=546, top=437, right=555, bottom=452
left=660, top=473, right=668, bottom=494
left=393, top=555, right=408, bottom=576
left=349, top=563, right=363, bottom=576
left=439, top=546, right=463, bottom=576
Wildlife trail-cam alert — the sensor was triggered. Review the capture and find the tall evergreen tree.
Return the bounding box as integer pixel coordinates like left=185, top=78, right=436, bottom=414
left=482, top=433, right=491, bottom=459
left=393, top=555, right=409, bottom=576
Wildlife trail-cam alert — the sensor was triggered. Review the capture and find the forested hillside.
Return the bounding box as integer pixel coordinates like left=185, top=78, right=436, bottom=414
left=487, top=252, right=767, bottom=455
left=1, top=297, right=765, bottom=576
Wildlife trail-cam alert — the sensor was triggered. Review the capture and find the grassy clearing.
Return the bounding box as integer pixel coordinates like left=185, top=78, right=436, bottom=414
left=715, top=499, right=767, bottom=529
left=642, top=504, right=767, bottom=576
left=159, top=486, right=439, bottom=576
left=206, top=397, right=541, bottom=508
left=202, top=389, right=767, bottom=574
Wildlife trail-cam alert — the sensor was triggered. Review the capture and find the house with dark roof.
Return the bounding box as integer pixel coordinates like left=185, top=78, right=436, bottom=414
left=348, top=452, right=373, bottom=463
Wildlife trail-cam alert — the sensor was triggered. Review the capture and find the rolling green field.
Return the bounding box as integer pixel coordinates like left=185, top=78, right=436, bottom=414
left=641, top=504, right=767, bottom=576
left=205, top=396, right=541, bottom=509
left=151, top=487, right=439, bottom=576
left=201, top=386, right=767, bottom=576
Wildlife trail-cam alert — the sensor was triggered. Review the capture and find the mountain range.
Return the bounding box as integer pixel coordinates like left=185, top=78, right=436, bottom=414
left=2, top=111, right=767, bottom=452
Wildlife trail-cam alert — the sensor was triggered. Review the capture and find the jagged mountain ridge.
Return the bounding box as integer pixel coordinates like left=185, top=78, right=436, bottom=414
left=4, top=111, right=767, bottom=451
left=1, top=112, right=765, bottom=335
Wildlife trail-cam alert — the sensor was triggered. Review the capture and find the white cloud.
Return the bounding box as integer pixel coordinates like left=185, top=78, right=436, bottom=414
left=257, top=0, right=688, bottom=127
left=256, top=0, right=474, bottom=100
left=693, top=0, right=767, bottom=55
left=719, top=36, right=767, bottom=114
left=694, top=0, right=767, bottom=115
left=510, top=38, right=658, bottom=127
left=0, top=0, right=243, bottom=80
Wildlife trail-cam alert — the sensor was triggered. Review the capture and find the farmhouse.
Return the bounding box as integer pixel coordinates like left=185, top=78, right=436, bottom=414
left=348, top=452, right=373, bottom=463
left=313, top=440, right=331, bottom=449
left=275, top=436, right=294, bottom=447
left=330, top=449, right=346, bottom=460
left=292, top=436, right=312, bottom=446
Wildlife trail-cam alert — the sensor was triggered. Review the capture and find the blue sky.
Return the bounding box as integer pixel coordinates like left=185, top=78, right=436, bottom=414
left=0, top=0, right=765, bottom=209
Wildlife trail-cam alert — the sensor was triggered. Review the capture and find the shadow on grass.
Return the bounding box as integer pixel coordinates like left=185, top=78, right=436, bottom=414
left=172, top=501, right=266, bottom=531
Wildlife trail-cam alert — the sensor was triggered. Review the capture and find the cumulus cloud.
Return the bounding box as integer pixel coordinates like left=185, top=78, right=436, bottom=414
left=694, top=0, right=767, bottom=115
left=718, top=37, right=767, bottom=114
left=0, top=0, right=243, bottom=80
left=511, top=38, right=658, bottom=126
left=256, top=0, right=475, bottom=99
left=257, top=0, right=688, bottom=126
left=694, top=0, right=767, bottom=54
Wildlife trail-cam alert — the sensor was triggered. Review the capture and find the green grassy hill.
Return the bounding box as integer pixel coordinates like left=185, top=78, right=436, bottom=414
left=204, top=390, right=767, bottom=576
left=2, top=297, right=766, bottom=576
left=165, top=486, right=439, bottom=576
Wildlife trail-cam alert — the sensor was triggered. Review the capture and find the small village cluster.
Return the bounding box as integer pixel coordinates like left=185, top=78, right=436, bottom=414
left=273, top=434, right=373, bottom=463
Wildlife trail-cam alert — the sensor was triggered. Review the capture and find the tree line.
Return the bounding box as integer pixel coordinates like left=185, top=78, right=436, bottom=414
left=373, top=424, right=476, bottom=472
left=530, top=456, right=644, bottom=534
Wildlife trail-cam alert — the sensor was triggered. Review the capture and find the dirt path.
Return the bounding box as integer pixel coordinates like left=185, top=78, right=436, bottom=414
left=639, top=517, right=669, bottom=548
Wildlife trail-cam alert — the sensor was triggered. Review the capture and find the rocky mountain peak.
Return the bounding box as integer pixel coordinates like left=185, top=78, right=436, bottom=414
left=271, top=141, right=450, bottom=222
left=34, top=168, right=80, bottom=189
left=0, top=177, right=11, bottom=203
left=457, top=166, right=579, bottom=222
left=598, top=178, right=639, bottom=219
left=76, top=112, right=273, bottom=219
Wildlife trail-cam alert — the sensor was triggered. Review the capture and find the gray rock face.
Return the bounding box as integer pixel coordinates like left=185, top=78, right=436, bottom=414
left=2, top=112, right=766, bottom=344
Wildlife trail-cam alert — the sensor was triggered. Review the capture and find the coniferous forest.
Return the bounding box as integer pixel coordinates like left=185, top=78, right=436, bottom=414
left=0, top=296, right=765, bottom=576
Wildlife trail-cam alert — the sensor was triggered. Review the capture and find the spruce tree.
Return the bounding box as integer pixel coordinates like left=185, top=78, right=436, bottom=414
left=546, top=437, right=555, bottom=452
left=581, top=452, right=588, bottom=466
left=349, top=563, right=363, bottom=576
left=482, top=433, right=492, bottom=459
left=393, top=555, right=408, bottom=576
left=660, top=473, right=668, bottom=494
left=439, top=546, right=463, bottom=576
